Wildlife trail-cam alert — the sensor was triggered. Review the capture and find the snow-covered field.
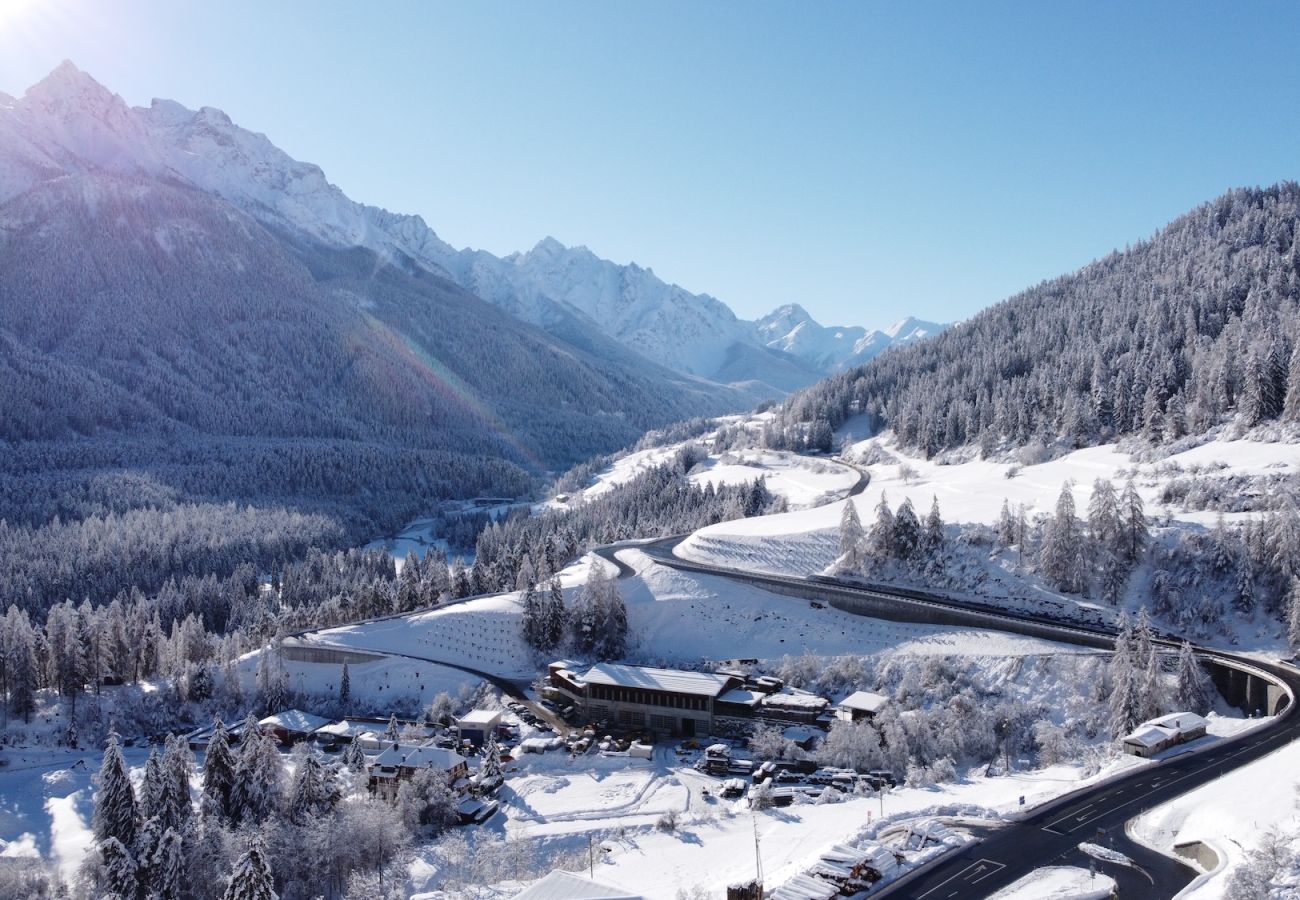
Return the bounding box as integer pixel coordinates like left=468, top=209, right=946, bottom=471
left=677, top=434, right=1300, bottom=576
left=546, top=438, right=860, bottom=513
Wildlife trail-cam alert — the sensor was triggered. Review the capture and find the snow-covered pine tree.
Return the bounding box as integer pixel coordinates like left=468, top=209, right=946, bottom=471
left=342, top=737, right=367, bottom=772
left=594, top=580, right=629, bottom=661
left=1270, top=496, right=1300, bottom=583
left=1139, top=647, right=1165, bottom=722
left=998, top=499, right=1017, bottom=548
left=338, top=662, right=350, bottom=712
left=1088, top=479, right=1122, bottom=556
left=93, top=733, right=139, bottom=850
left=100, top=836, right=140, bottom=900
left=540, top=578, right=567, bottom=654
left=478, top=736, right=503, bottom=786
left=222, top=840, right=277, bottom=900
left=385, top=713, right=399, bottom=742
left=151, top=827, right=186, bottom=900
left=1284, top=344, right=1300, bottom=422
left=1173, top=641, right=1210, bottom=715
left=230, top=715, right=283, bottom=825
left=3, top=608, right=38, bottom=722
left=1040, top=483, right=1085, bottom=594
left=868, top=493, right=895, bottom=560
left=893, top=498, right=921, bottom=559
left=838, top=500, right=865, bottom=571
left=1286, top=578, right=1300, bottom=653
left=1121, top=478, right=1148, bottom=564
left=286, top=750, right=336, bottom=823
left=140, top=749, right=166, bottom=823
left=255, top=642, right=289, bottom=715
left=202, top=717, right=237, bottom=821
left=1107, top=613, right=1144, bottom=739
left=163, top=735, right=194, bottom=829
left=923, top=495, right=945, bottom=556
left=518, top=581, right=542, bottom=651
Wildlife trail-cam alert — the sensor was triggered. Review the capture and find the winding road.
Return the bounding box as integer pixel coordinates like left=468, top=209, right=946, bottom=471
left=594, top=534, right=1300, bottom=899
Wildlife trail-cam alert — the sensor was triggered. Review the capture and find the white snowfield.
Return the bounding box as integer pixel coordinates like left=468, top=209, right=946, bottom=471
left=1130, top=736, right=1300, bottom=898
left=547, top=442, right=859, bottom=512
left=677, top=435, right=1300, bottom=576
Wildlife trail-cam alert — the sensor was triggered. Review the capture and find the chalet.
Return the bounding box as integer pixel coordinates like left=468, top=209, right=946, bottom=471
left=456, top=709, right=503, bottom=747
left=511, top=869, right=642, bottom=900
left=368, top=742, right=469, bottom=802
left=258, top=709, right=332, bottom=745
left=1122, top=711, right=1209, bottom=758
left=835, top=690, right=889, bottom=722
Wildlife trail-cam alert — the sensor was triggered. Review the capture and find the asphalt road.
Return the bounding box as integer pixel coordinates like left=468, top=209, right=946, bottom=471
left=618, top=535, right=1300, bottom=899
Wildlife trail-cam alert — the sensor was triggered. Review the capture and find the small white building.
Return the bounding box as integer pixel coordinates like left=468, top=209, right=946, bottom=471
left=835, top=690, right=890, bottom=722
left=457, top=709, right=503, bottom=747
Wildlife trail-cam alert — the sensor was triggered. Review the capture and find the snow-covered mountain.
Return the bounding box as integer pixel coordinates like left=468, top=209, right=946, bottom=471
left=756, top=304, right=947, bottom=373
left=0, top=61, right=938, bottom=392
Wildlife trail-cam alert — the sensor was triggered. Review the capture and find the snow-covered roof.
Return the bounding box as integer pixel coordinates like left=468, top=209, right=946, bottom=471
left=372, top=743, right=466, bottom=771
left=512, top=869, right=642, bottom=900
left=258, top=709, right=331, bottom=733
left=582, top=662, right=732, bottom=697
left=717, top=687, right=763, bottom=706
left=1146, top=712, right=1207, bottom=733
left=314, top=719, right=370, bottom=738
left=761, top=691, right=830, bottom=710
left=457, top=709, right=503, bottom=727
left=838, top=690, right=889, bottom=714
left=783, top=725, right=821, bottom=744
left=1123, top=724, right=1176, bottom=748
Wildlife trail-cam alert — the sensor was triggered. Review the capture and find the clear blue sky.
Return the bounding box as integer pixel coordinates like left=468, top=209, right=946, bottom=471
left=3, top=1, right=1299, bottom=327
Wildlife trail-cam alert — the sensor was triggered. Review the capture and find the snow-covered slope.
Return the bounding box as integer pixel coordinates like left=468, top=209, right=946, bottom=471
left=0, top=62, right=935, bottom=392
left=756, top=303, right=948, bottom=372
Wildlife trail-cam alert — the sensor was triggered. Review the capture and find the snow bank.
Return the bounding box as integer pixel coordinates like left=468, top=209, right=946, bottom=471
left=987, top=866, right=1117, bottom=899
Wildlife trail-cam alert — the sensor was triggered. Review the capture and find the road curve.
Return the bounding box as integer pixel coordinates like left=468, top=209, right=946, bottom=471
left=605, top=535, right=1300, bottom=899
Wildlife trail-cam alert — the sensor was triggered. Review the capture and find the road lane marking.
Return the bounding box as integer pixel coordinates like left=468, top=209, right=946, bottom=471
left=916, top=860, right=1007, bottom=898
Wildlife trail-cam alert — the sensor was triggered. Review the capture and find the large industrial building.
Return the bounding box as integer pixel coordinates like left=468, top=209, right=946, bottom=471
left=550, top=661, right=739, bottom=737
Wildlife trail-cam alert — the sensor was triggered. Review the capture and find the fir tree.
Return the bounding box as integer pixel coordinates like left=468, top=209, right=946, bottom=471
left=202, top=717, right=236, bottom=821
left=1287, top=578, right=1300, bottom=654
left=541, top=578, right=567, bottom=653
left=1140, top=647, right=1165, bottom=723
left=151, top=827, right=186, bottom=900
left=1121, top=478, right=1148, bottom=563
left=838, top=500, right=865, bottom=570
left=1087, top=478, right=1122, bottom=555
left=519, top=581, right=543, bottom=651
left=923, top=495, right=945, bottom=557
left=93, top=733, right=139, bottom=851
left=100, top=837, right=140, bottom=900
left=1108, top=613, right=1144, bottom=739
left=230, top=716, right=283, bottom=825
left=342, top=738, right=367, bottom=772
left=868, top=493, right=895, bottom=559
left=1174, top=642, right=1210, bottom=715
left=222, top=840, right=277, bottom=900
left=998, top=499, right=1017, bottom=548
left=478, top=736, right=503, bottom=786
left=384, top=713, right=399, bottom=743
left=286, top=751, right=336, bottom=823
left=338, top=662, right=350, bottom=712
left=1041, top=483, right=1085, bottom=593
left=893, top=498, right=921, bottom=559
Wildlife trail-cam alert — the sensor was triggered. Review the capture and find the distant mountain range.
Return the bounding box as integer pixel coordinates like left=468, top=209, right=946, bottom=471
left=0, top=62, right=941, bottom=530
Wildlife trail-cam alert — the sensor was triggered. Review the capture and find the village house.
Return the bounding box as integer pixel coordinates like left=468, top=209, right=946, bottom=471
left=367, top=742, right=469, bottom=802
left=1121, top=711, right=1209, bottom=758
left=835, top=690, right=889, bottom=722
